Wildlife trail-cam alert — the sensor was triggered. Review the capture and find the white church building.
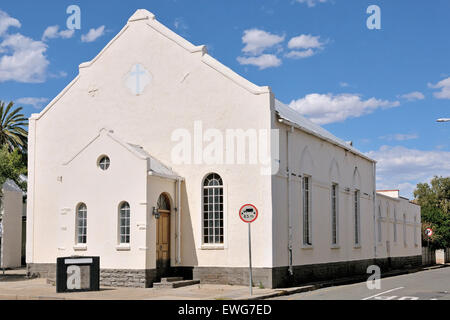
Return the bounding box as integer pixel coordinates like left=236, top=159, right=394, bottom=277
left=26, top=9, right=422, bottom=288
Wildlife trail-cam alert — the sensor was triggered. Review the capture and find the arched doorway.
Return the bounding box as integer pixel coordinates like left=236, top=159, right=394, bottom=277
left=156, top=193, right=171, bottom=278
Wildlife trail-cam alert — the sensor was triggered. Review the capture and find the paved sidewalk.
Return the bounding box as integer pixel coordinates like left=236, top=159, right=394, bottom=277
left=0, top=276, right=314, bottom=300
left=0, top=264, right=447, bottom=300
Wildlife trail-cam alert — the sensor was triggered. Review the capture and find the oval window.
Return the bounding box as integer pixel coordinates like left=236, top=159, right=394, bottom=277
left=98, top=156, right=110, bottom=170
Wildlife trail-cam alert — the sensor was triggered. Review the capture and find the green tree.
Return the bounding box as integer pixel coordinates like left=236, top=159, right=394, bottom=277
left=414, top=176, right=450, bottom=249
left=0, top=101, right=28, bottom=152
left=0, top=144, right=27, bottom=192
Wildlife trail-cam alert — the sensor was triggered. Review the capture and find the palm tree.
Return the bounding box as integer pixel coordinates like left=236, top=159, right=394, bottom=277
left=0, top=101, right=28, bottom=152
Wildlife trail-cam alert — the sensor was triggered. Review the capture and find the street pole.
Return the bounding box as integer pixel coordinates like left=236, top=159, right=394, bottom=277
left=248, top=223, right=253, bottom=296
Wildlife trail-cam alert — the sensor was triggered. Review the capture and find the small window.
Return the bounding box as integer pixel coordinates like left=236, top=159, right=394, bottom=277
left=76, top=203, right=87, bottom=244
left=119, top=202, right=130, bottom=244
left=98, top=156, right=110, bottom=170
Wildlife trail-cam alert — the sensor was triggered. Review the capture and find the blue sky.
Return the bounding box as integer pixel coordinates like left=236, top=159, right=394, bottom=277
left=0, top=0, right=449, bottom=197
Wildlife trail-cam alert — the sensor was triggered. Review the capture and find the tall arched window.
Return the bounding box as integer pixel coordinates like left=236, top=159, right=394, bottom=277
left=203, top=173, right=224, bottom=244
left=414, top=216, right=418, bottom=246
left=377, top=204, right=382, bottom=243
left=393, top=207, right=398, bottom=243
left=76, top=203, right=87, bottom=244
left=119, top=202, right=131, bottom=244
left=403, top=213, right=407, bottom=247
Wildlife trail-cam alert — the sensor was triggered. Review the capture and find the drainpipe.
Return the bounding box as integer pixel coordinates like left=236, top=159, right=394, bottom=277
left=372, top=162, right=377, bottom=259
left=175, top=178, right=182, bottom=265
left=287, top=126, right=294, bottom=275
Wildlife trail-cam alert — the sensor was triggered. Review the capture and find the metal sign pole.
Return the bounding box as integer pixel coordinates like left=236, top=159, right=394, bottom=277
left=248, top=223, right=253, bottom=296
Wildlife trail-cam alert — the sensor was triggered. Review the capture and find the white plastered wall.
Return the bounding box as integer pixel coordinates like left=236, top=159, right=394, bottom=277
left=271, top=115, right=377, bottom=268
left=27, top=10, right=274, bottom=269
left=1, top=185, right=23, bottom=268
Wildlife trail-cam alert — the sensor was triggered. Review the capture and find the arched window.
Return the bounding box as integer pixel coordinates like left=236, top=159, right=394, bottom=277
left=157, top=193, right=170, bottom=212
left=354, top=189, right=360, bottom=246
left=393, top=207, right=398, bottom=243
left=403, top=213, right=407, bottom=247
left=203, top=173, right=224, bottom=244
left=414, top=216, right=418, bottom=246
left=119, top=202, right=131, bottom=244
left=377, top=204, right=382, bottom=243
left=76, top=203, right=87, bottom=244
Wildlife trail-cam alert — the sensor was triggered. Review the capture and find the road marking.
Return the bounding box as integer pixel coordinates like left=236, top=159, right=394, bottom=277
left=362, top=287, right=404, bottom=300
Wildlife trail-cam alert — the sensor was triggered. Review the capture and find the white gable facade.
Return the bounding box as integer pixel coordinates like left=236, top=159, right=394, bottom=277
left=26, top=9, right=422, bottom=288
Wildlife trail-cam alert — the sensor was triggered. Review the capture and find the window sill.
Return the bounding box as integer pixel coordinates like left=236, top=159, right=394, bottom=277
left=301, top=245, right=314, bottom=250
left=116, top=244, right=131, bottom=251
left=330, top=245, right=340, bottom=249
left=353, top=245, right=362, bottom=249
left=73, top=244, right=87, bottom=251
left=201, top=245, right=225, bottom=250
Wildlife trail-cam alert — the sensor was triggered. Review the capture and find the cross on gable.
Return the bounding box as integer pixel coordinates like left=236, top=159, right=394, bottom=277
left=125, top=64, right=152, bottom=95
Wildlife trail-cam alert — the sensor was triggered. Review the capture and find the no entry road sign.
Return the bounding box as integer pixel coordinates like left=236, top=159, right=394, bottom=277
left=239, top=204, right=258, bottom=223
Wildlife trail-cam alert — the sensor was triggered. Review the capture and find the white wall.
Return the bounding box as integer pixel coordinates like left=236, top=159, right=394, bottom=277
left=56, top=130, right=148, bottom=269
left=375, top=193, right=422, bottom=259
left=272, top=116, right=377, bottom=268
left=27, top=10, right=274, bottom=269
left=1, top=184, right=23, bottom=268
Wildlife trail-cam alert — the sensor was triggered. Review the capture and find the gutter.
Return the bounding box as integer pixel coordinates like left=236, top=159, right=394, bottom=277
left=287, top=126, right=294, bottom=275
left=277, top=117, right=376, bottom=164
left=176, top=178, right=182, bottom=264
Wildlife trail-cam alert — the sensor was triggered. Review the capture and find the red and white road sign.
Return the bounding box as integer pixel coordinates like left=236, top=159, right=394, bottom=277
left=425, top=228, right=433, bottom=237
left=239, top=204, right=258, bottom=223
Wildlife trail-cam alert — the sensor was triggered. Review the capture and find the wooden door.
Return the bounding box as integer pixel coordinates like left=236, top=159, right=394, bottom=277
left=156, top=212, right=170, bottom=274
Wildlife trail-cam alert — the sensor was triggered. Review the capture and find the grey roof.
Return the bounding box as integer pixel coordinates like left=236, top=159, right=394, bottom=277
left=2, top=179, right=22, bottom=193
left=127, top=143, right=181, bottom=178
left=274, top=99, right=375, bottom=163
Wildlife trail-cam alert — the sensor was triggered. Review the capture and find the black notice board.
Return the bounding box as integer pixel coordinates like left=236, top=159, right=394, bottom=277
left=56, top=256, right=100, bottom=293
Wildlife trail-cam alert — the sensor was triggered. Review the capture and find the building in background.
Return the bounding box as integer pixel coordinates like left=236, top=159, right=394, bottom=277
left=0, top=179, right=24, bottom=269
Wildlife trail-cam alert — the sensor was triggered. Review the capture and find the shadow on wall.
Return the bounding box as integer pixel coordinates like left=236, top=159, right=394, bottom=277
left=171, top=181, right=198, bottom=279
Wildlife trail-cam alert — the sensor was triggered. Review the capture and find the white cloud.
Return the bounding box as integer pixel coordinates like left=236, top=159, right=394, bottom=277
left=0, top=10, right=21, bottom=36
left=0, top=33, right=49, bottom=83
left=428, top=77, right=450, bottom=99
left=237, top=54, right=281, bottom=70
left=285, top=48, right=315, bottom=59
left=42, top=25, right=75, bottom=41
left=295, top=0, right=328, bottom=8
left=366, top=146, right=450, bottom=198
left=399, top=91, right=425, bottom=101
left=288, top=34, right=324, bottom=49
left=174, top=18, right=188, bottom=32
left=379, top=133, right=419, bottom=141
left=339, top=82, right=350, bottom=87
left=289, top=93, right=400, bottom=125
left=286, top=34, right=326, bottom=59
left=16, top=97, right=49, bottom=109
left=81, top=25, right=105, bottom=43
left=241, top=28, right=284, bottom=56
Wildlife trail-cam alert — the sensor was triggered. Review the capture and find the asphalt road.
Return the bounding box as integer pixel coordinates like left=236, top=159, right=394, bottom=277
left=271, top=266, right=450, bottom=300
